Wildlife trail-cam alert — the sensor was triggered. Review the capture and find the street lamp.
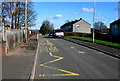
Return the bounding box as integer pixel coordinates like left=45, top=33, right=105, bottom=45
left=118, top=1, right=120, bottom=19
left=93, top=0, right=96, bottom=43
left=1, top=2, right=5, bottom=41
left=25, top=0, right=28, bottom=42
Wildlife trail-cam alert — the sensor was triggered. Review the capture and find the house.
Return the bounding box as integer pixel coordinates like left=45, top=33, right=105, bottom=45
left=101, top=28, right=110, bottom=34
left=60, top=18, right=91, bottom=34
left=110, top=19, right=120, bottom=38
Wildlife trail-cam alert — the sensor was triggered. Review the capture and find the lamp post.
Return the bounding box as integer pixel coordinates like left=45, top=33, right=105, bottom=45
left=1, top=2, right=5, bottom=41
left=118, top=1, right=120, bottom=19
left=25, top=0, right=28, bottom=42
left=93, top=0, right=96, bottom=43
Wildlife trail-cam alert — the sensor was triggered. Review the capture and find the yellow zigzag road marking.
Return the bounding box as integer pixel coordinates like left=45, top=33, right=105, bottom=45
left=39, top=74, right=79, bottom=76
left=40, top=52, right=63, bottom=65
left=39, top=52, right=80, bottom=76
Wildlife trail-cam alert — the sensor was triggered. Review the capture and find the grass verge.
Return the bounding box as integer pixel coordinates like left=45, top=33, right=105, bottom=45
left=65, top=36, right=120, bottom=48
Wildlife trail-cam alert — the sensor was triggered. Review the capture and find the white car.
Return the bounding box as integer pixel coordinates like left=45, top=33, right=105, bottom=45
left=55, top=32, right=64, bottom=37
left=53, top=29, right=64, bottom=37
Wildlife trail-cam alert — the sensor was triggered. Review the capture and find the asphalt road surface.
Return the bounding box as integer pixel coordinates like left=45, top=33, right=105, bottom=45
left=34, top=36, right=118, bottom=79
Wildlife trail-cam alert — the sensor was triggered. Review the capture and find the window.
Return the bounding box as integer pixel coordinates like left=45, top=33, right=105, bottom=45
left=76, top=25, right=80, bottom=28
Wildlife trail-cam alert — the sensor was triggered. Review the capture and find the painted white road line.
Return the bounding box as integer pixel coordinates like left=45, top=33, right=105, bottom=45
left=70, top=46, right=74, bottom=48
left=30, top=37, right=40, bottom=80
left=78, top=51, right=84, bottom=54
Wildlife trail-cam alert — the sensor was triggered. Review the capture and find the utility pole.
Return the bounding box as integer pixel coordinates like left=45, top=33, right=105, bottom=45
left=25, top=0, right=28, bottom=42
left=10, top=1, right=12, bottom=29
left=2, top=21, right=4, bottom=41
left=92, top=0, right=96, bottom=43
left=1, top=2, right=4, bottom=41
left=0, top=2, right=2, bottom=81
left=118, top=1, right=120, bottom=19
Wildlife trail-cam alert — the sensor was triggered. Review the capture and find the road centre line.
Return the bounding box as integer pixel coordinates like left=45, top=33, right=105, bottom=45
left=78, top=51, right=85, bottom=54
left=70, top=46, right=74, bottom=48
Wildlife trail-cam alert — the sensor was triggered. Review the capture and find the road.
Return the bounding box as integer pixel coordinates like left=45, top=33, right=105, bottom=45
left=33, top=36, right=118, bottom=79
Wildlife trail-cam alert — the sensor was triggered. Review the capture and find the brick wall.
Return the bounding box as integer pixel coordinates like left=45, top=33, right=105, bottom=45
left=0, top=42, right=6, bottom=55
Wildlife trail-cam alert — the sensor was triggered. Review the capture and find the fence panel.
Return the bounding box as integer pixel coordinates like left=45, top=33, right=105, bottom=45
left=6, top=29, right=24, bottom=53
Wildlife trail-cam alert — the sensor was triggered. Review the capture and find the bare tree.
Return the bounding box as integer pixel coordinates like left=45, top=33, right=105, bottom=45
left=94, top=21, right=107, bottom=30
left=1, top=1, right=37, bottom=29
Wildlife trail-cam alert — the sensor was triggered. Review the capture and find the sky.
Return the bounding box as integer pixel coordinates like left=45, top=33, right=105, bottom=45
left=29, top=2, right=119, bottom=30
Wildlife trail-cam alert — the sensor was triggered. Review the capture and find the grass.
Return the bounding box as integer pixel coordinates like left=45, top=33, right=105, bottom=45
left=65, top=36, right=120, bottom=48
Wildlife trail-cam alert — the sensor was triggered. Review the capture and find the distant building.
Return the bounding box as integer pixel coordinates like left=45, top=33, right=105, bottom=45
left=101, top=28, right=110, bottom=34
left=61, top=18, right=91, bottom=34
left=110, top=19, right=120, bottom=38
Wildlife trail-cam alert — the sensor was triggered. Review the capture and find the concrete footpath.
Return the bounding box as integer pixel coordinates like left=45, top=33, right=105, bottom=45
left=2, top=35, right=38, bottom=80
left=64, top=37, right=120, bottom=59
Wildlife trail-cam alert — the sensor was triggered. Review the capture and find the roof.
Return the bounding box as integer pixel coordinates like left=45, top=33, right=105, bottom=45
left=110, top=19, right=120, bottom=25
left=61, top=18, right=82, bottom=28
left=61, top=18, right=90, bottom=29
left=101, top=29, right=110, bottom=33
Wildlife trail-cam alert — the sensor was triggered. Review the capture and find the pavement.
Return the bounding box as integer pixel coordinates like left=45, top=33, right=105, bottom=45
left=64, top=37, right=120, bottom=58
left=33, top=36, right=118, bottom=80
left=2, top=35, right=38, bottom=80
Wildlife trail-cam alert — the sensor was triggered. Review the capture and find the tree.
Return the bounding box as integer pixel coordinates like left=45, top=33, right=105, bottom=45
left=1, top=1, right=36, bottom=29
left=1, top=2, right=10, bottom=27
left=93, top=21, right=107, bottom=34
left=40, top=20, right=54, bottom=35
left=94, top=21, right=107, bottom=30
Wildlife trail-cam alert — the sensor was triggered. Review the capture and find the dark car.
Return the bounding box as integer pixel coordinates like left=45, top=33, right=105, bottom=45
left=48, top=32, right=53, bottom=37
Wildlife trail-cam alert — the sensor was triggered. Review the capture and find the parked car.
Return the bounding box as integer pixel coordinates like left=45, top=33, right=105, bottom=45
left=54, top=30, right=64, bottom=38
left=48, top=30, right=64, bottom=38
left=48, top=32, right=53, bottom=37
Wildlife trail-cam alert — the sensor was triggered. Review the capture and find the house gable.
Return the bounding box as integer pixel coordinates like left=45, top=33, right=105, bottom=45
left=73, top=19, right=91, bottom=33
left=61, top=18, right=91, bottom=33
left=110, top=19, right=120, bottom=37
